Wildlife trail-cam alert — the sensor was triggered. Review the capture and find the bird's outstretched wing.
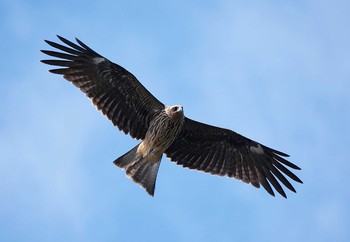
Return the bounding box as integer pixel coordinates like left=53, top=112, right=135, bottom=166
left=41, top=35, right=164, bottom=140
left=165, top=118, right=303, bottom=198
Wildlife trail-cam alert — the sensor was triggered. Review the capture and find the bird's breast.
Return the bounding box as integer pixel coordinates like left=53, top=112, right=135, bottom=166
left=143, top=112, right=184, bottom=153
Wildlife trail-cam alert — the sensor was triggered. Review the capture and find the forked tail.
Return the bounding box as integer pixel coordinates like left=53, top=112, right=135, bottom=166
left=114, top=144, right=161, bottom=196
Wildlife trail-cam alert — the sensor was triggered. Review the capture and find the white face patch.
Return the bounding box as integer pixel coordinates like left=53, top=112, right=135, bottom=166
left=165, top=105, right=184, bottom=118
left=93, top=57, right=105, bottom=64
left=173, top=105, right=183, bottom=112
left=250, top=144, right=264, bottom=155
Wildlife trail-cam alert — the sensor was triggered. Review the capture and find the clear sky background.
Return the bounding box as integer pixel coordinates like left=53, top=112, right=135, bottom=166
left=1, top=0, right=349, bottom=241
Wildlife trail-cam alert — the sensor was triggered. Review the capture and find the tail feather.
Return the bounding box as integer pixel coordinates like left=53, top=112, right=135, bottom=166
left=126, top=159, right=161, bottom=196
left=114, top=145, right=140, bottom=168
left=114, top=144, right=161, bottom=196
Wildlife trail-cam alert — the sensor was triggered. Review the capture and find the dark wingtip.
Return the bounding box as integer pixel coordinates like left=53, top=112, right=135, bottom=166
left=40, top=49, right=48, bottom=55
left=281, top=191, right=287, bottom=198
left=56, top=34, right=65, bottom=42
left=291, top=174, right=303, bottom=184
left=40, top=59, right=54, bottom=65
left=294, top=165, right=302, bottom=170
left=277, top=151, right=290, bottom=157
left=265, top=145, right=290, bottom=157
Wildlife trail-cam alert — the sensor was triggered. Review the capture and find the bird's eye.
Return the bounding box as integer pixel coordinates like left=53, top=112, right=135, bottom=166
left=172, top=106, right=178, bottom=112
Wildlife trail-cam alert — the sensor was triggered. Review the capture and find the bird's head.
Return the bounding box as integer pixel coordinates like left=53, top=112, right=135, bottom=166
left=165, top=105, right=184, bottom=119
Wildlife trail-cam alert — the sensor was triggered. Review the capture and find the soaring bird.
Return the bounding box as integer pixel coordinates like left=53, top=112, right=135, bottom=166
left=41, top=36, right=302, bottom=198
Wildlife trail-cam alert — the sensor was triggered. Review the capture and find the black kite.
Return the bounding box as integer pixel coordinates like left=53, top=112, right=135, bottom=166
left=41, top=36, right=302, bottom=198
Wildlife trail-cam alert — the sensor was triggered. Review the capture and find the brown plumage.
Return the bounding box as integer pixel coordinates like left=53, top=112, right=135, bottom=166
left=41, top=36, right=303, bottom=197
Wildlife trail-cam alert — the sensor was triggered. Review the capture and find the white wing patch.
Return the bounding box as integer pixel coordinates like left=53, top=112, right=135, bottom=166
left=250, top=144, right=264, bottom=154
left=93, top=57, right=106, bottom=64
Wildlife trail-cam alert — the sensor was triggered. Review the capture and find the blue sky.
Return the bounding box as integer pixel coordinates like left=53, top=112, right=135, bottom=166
left=1, top=0, right=349, bottom=241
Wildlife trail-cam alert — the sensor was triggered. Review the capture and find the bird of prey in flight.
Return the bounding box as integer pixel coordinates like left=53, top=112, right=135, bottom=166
left=41, top=36, right=302, bottom=198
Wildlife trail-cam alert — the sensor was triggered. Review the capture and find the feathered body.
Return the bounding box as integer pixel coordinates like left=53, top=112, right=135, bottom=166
left=114, top=106, right=185, bottom=195
left=41, top=36, right=303, bottom=198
